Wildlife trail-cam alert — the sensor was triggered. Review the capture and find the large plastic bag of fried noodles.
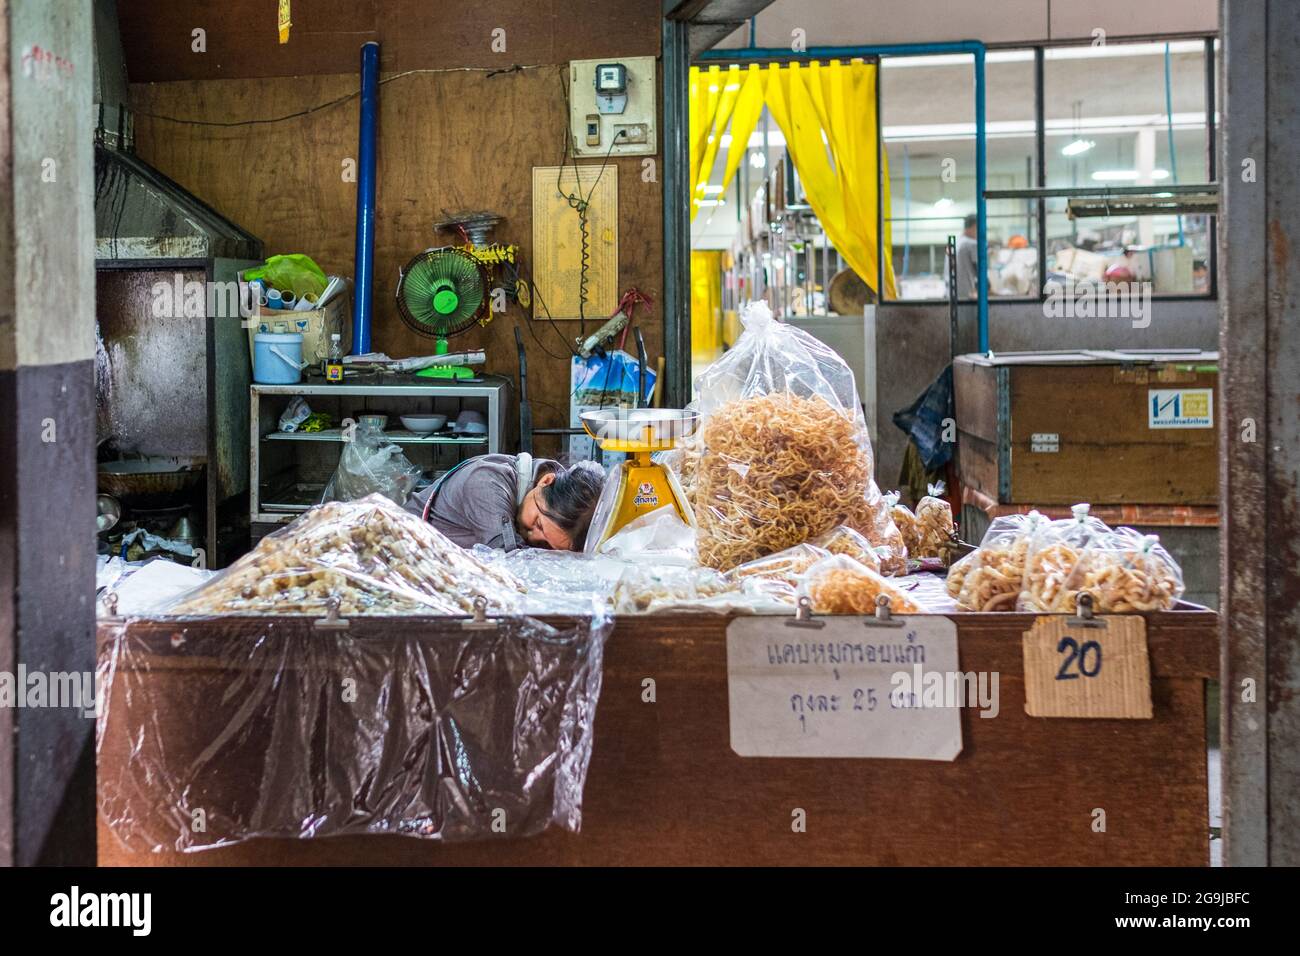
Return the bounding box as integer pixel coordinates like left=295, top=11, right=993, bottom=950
left=1018, top=503, right=1185, bottom=613
left=796, top=554, right=922, bottom=615
left=946, top=510, right=1047, bottom=611
left=161, top=494, right=525, bottom=616
left=684, top=300, right=906, bottom=574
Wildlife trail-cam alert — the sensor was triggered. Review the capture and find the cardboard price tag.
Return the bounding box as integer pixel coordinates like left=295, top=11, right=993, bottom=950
left=1022, top=615, right=1152, bottom=719
left=727, top=616, right=963, bottom=760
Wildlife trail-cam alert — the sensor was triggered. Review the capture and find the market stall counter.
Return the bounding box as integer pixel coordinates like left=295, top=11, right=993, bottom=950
left=96, top=600, right=1217, bottom=867
left=96, top=299, right=1218, bottom=866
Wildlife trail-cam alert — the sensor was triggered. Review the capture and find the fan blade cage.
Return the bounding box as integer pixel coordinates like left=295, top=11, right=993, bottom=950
left=395, top=247, right=490, bottom=339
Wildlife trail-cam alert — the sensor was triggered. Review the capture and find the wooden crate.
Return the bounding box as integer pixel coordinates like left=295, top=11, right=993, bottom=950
left=954, top=350, right=1219, bottom=506
left=97, top=608, right=1217, bottom=867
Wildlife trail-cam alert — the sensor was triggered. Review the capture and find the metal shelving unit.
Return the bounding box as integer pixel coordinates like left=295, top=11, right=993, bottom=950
left=250, top=374, right=512, bottom=529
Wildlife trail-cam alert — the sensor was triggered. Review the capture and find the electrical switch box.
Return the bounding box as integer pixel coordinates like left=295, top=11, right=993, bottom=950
left=569, top=56, right=656, bottom=157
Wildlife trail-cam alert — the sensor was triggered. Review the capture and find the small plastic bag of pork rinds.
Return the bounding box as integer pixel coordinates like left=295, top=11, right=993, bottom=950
left=884, top=490, right=921, bottom=556
left=946, top=510, right=1046, bottom=611
left=796, top=554, right=922, bottom=615
left=1018, top=503, right=1183, bottom=613
left=914, top=482, right=956, bottom=558
left=686, top=300, right=906, bottom=574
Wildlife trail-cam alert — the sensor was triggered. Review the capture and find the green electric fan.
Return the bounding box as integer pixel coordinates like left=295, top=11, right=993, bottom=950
left=395, top=246, right=492, bottom=379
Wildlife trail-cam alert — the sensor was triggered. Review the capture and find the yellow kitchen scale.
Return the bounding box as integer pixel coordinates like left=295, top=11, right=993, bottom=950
left=580, top=408, right=699, bottom=552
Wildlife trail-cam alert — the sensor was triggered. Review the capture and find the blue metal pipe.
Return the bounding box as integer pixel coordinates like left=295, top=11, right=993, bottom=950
left=352, top=41, right=379, bottom=355
left=699, top=41, right=991, bottom=353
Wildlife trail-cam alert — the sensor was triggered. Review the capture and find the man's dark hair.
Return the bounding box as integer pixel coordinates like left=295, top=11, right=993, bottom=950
left=964, top=213, right=978, bottom=230
left=538, top=460, right=606, bottom=549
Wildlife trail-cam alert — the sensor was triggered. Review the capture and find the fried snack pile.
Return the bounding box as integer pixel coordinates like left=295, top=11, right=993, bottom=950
left=810, top=524, right=882, bottom=572
left=613, top=565, right=735, bottom=613
left=170, top=494, right=525, bottom=615
left=1021, top=530, right=1183, bottom=613
left=798, top=555, right=921, bottom=615
left=728, top=543, right=830, bottom=588
left=693, top=392, right=906, bottom=573
left=947, top=535, right=1033, bottom=611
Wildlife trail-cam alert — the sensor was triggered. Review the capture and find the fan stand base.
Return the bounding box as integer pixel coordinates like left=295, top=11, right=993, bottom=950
left=416, top=365, right=475, bottom=380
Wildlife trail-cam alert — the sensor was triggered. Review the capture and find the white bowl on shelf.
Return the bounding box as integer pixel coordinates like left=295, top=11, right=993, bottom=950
left=400, top=413, right=448, bottom=434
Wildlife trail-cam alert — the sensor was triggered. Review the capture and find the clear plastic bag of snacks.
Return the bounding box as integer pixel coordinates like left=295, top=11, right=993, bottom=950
left=728, top=542, right=830, bottom=588
left=914, top=482, right=956, bottom=559
left=1018, top=504, right=1184, bottom=613
left=810, top=524, right=890, bottom=573
left=796, top=554, right=923, bottom=615
left=884, top=490, right=921, bottom=556
left=946, top=510, right=1047, bottom=611
left=688, top=301, right=905, bottom=573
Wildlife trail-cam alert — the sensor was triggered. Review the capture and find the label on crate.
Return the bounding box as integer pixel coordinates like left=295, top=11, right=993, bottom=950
left=1022, top=615, right=1152, bottom=718
left=726, top=616, right=963, bottom=760
left=1148, top=388, right=1213, bottom=428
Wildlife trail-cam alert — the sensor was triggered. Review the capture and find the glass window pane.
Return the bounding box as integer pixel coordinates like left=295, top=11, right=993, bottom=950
left=1044, top=40, right=1211, bottom=296
left=883, top=50, right=1038, bottom=300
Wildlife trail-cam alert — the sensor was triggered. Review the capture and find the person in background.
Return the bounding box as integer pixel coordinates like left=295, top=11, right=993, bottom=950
left=955, top=213, right=980, bottom=299
left=404, top=453, right=605, bottom=552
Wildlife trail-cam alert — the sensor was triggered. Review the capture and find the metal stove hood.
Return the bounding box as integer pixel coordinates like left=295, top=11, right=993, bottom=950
left=93, top=0, right=261, bottom=263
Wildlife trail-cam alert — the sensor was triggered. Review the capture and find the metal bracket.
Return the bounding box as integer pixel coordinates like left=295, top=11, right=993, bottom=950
left=785, top=596, right=826, bottom=629
left=862, top=594, right=907, bottom=628
left=1066, top=591, right=1107, bottom=628
left=461, top=595, right=499, bottom=631
left=313, top=596, right=351, bottom=631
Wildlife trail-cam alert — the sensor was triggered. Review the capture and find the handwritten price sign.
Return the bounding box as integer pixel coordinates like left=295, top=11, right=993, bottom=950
left=1022, top=615, right=1152, bottom=719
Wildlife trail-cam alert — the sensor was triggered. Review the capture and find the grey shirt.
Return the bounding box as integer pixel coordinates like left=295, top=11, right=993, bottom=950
left=955, top=234, right=980, bottom=299
left=403, top=454, right=558, bottom=551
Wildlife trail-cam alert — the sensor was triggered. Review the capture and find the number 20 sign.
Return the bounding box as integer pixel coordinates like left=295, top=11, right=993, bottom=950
left=1022, top=616, right=1153, bottom=719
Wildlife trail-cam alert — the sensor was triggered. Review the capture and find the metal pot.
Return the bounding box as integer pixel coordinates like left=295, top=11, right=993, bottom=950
left=97, top=456, right=205, bottom=498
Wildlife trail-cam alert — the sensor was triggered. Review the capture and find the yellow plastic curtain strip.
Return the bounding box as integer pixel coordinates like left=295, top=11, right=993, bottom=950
left=765, top=59, right=897, bottom=299
left=688, top=61, right=896, bottom=298
left=688, top=65, right=765, bottom=221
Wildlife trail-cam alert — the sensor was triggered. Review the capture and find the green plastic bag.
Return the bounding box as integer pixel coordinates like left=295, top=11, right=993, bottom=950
left=244, top=254, right=328, bottom=299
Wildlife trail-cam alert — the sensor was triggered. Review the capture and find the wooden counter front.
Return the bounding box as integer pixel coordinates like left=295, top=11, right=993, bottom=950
left=97, top=610, right=1217, bottom=866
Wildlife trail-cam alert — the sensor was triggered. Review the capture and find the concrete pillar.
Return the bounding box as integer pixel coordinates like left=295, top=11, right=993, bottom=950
left=1219, top=0, right=1300, bottom=866
left=0, top=0, right=96, bottom=866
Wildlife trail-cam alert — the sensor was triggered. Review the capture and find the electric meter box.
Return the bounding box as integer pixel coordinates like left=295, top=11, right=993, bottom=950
left=569, top=56, right=656, bottom=157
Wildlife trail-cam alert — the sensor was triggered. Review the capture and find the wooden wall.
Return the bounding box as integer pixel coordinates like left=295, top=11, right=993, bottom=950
left=122, top=0, right=664, bottom=455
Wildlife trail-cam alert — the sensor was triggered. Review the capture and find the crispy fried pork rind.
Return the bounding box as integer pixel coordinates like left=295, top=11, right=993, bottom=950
left=1017, top=504, right=1184, bottom=613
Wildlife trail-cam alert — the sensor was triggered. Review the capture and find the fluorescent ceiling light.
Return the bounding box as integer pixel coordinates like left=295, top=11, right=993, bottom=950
left=932, top=197, right=955, bottom=211
left=1061, top=138, right=1095, bottom=156
left=695, top=199, right=726, bottom=207
left=701, top=184, right=724, bottom=195
left=749, top=150, right=767, bottom=169
left=1091, top=168, right=1171, bottom=182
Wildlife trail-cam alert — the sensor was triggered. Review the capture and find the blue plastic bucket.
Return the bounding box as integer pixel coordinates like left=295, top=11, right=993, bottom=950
left=253, top=332, right=307, bottom=384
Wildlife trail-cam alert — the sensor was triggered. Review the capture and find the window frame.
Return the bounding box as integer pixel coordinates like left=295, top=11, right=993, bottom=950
left=878, top=35, right=1218, bottom=305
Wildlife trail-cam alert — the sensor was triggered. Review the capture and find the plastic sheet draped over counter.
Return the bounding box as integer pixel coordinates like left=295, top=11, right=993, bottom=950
left=96, top=612, right=611, bottom=852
